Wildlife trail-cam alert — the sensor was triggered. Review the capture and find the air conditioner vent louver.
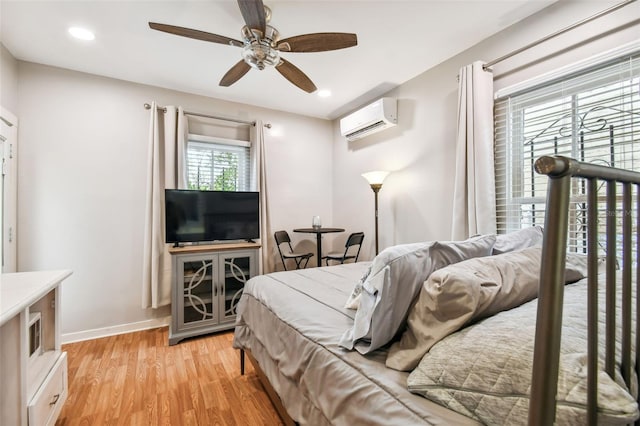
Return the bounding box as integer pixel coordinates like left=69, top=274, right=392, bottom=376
left=346, top=121, right=386, bottom=140
left=340, top=98, right=397, bottom=142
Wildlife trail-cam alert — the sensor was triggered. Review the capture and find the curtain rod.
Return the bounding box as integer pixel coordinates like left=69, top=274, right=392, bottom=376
left=143, top=102, right=270, bottom=128
left=484, top=0, right=636, bottom=70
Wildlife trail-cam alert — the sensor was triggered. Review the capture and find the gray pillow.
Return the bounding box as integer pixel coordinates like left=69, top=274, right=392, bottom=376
left=386, top=246, right=588, bottom=371
left=406, top=277, right=638, bottom=425
left=339, top=234, right=496, bottom=354
left=492, top=225, right=543, bottom=255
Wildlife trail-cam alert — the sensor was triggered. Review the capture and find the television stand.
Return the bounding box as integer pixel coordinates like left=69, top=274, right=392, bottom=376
left=168, top=242, right=261, bottom=345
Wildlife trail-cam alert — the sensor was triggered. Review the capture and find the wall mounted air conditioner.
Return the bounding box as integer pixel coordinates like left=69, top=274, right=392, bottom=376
left=340, top=97, right=397, bottom=142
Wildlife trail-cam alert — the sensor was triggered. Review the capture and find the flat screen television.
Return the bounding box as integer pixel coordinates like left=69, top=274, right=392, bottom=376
left=165, top=189, right=260, bottom=245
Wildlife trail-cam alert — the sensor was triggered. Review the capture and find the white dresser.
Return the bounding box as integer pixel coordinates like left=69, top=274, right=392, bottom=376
left=1, top=270, right=72, bottom=426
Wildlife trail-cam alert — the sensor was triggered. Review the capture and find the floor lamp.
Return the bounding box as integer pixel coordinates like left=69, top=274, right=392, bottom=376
left=362, top=171, right=389, bottom=255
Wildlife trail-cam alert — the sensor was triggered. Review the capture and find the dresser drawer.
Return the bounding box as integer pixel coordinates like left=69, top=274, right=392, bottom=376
left=28, top=352, right=67, bottom=426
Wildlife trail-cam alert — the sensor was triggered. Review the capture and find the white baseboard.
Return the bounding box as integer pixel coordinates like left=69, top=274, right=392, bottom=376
left=61, top=316, right=171, bottom=344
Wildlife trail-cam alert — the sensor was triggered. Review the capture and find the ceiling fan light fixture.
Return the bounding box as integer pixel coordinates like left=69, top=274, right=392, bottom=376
left=242, top=43, right=280, bottom=70
left=241, top=24, right=280, bottom=70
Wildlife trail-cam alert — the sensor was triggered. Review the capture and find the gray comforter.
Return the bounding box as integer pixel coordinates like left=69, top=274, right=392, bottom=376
left=232, top=263, right=479, bottom=425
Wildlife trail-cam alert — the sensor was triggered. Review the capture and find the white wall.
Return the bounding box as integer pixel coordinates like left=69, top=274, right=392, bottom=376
left=16, top=62, right=334, bottom=338
left=332, top=0, right=639, bottom=261
left=0, top=43, right=19, bottom=113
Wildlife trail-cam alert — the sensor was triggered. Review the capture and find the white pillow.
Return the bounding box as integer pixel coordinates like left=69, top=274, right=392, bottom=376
left=386, top=246, right=588, bottom=371
left=339, top=234, right=496, bottom=354
left=492, top=225, right=543, bottom=255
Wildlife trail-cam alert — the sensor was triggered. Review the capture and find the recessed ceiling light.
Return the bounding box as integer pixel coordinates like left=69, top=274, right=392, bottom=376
left=68, top=27, right=95, bottom=41
left=317, top=89, right=332, bottom=98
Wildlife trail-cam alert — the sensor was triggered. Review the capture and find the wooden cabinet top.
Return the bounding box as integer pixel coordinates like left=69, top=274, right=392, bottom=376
left=168, top=242, right=261, bottom=255
left=1, top=270, right=72, bottom=326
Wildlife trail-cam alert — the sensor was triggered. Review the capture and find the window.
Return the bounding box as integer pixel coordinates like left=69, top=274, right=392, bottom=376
left=186, top=135, right=251, bottom=191
left=495, top=53, right=640, bottom=255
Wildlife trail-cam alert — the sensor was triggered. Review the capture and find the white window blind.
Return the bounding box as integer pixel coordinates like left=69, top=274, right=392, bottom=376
left=495, top=53, right=640, bottom=254
left=186, top=135, right=251, bottom=192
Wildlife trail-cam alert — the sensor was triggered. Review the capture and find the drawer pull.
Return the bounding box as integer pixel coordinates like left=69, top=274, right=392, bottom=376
left=49, top=394, right=60, bottom=406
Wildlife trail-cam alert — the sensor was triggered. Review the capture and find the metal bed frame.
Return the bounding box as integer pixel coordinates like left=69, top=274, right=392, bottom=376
left=238, top=154, right=640, bottom=425
left=531, top=155, right=640, bottom=425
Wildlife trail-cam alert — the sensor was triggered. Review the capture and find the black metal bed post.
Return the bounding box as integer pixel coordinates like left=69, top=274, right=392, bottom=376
left=605, top=181, right=617, bottom=378
left=621, top=183, right=633, bottom=387
left=529, top=157, right=572, bottom=426
left=586, top=178, right=598, bottom=425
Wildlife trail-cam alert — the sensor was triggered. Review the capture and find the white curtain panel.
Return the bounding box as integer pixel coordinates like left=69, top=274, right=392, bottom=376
left=142, top=104, right=188, bottom=309
left=250, top=120, right=274, bottom=274
left=451, top=61, right=497, bottom=240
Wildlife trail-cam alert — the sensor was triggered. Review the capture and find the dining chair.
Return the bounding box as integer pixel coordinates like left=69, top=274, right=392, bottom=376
left=274, top=230, right=314, bottom=271
left=324, top=232, right=365, bottom=266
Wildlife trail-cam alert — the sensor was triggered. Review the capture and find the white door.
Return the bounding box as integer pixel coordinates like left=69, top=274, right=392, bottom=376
left=0, top=107, right=18, bottom=272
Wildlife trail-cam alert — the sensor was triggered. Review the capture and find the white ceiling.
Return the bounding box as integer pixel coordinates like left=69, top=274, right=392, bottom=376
left=0, top=0, right=555, bottom=120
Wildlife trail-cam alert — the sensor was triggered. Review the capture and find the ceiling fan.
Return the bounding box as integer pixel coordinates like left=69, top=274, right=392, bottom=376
left=149, top=0, right=358, bottom=93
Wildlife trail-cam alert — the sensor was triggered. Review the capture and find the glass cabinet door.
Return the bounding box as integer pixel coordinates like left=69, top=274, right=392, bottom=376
left=178, top=256, right=218, bottom=327
left=218, top=251, right=254, bottom=323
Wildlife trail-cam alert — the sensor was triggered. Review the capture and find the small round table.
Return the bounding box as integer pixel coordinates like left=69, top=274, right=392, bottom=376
left=293, top=227, right=345, bottom=267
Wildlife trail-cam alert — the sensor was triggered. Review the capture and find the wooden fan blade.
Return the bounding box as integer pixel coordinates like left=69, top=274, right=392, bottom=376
left=276, top=59, right=317, bottom=93
left=237, top=0, right=266, bottom=34
left=219, top=61, right=252, bottom=87
left=277, top=33, right=357, bottom=53
left=149, top=22, right=243, bottom=47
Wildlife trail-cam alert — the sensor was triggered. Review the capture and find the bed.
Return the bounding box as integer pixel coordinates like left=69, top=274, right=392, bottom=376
left=232, top=155, right=640, bottom=425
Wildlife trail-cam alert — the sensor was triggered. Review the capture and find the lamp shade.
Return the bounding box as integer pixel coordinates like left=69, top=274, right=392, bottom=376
left=362, top=171, right=390, bottom=186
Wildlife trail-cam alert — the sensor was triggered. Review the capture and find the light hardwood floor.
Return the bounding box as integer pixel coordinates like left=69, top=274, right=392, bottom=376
left=56, top=327, right=283, bottom=425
